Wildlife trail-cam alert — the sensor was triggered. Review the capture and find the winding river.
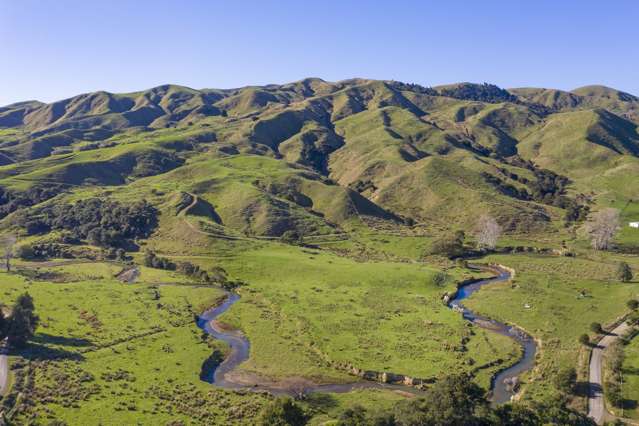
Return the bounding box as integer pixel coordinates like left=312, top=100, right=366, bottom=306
left=196, top=265, right=537, bottom=403
left=449, top=266, right=537, bottom=403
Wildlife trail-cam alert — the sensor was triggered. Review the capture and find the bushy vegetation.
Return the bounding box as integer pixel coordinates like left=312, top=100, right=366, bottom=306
left=430, top=231, right=466, bottom=258
left=0, top=184, right=66, bottom=219
left=332, top=375, right=594, bottom=426
left=437, top=83, right=518, bottom=103
left=143, top=250, right=227, bottom=283
left=617, top=261, right=633, bottom=282
left=604, top=341, right=625, bottom=407
left=258, top=397, right=307, bottom=426
left=2, top=293, right=39, bottom=347
left=18, top=198, right=158, bottom=248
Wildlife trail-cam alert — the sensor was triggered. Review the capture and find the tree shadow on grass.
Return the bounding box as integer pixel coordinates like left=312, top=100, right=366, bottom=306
left=574, top=381, right=593, bottom=397
left=13, top=342, right=85, bottom=362
left=303, top=393, right=338, bottom=410
left=31, top=333, right=93, bottom=348
left=622, top=366, right=639, bottom=375
left=621, top=399, right=638, bottom=410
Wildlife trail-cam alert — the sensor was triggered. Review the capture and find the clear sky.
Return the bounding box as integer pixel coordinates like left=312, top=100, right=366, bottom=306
left=1, top=0, right=638, bottom=106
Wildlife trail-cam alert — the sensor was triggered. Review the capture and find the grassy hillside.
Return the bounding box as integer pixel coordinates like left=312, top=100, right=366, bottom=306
left=0, top=78, right=638, bottom=424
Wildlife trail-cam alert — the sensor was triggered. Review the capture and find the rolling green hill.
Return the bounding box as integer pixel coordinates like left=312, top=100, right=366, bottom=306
left=1, top=78, right=638, bottom=424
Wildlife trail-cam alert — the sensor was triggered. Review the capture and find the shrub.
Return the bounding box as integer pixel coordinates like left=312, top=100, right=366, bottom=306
left=258, top=397, right=307, bottom=426
left=590, top=322, right=603, bottom=334
left=432, top=272, right=449, bottom=288
left=16, top=244, right=36, bottom=260
left=617, top=262, right=633, bottom=283
left=578, top=334, right=590, bottom=346
left=553, top=366, right=576, bottom=394
left=627, top=299, right=639, bottom=311
left=6, top=293, right=39, bottom=347
left=430, top=231, right=465, bottom=258
left=281, top=230, right=303, bottom=245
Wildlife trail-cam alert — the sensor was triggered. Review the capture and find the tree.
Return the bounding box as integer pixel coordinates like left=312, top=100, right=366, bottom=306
left=431, top=230, right=465, bottom=258
left=473, top=214, right=501, bottom=250
left=6, top=293, right=39, bottom=347
left=494, top=404, right=540, bottom=426
left=578, top=334, right=590, bottom=346
left=0, top=234, right=16, bottom=272
left=432, top=272, right=449, bottom=288
left=589, top=322, right=603, bottom=334
left=393, top=374, right=486, bottom=426
left=627, top=299, right=639, bottom=310
left=281, top=230, right=303, bottom=246
left=258, top=397, right=307, bottom=426
left=584, top=208, right=620, bottom=250
left=616, top=262, right=633, bottom=283
left=337, top=405, right=368, bottom=426
left=553, top=366, right=577, bottom=394
left=16, top=244, right=36, bottom=260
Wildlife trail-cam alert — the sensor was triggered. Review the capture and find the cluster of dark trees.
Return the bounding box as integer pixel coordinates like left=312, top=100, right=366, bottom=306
left=0, top=293, right=39, bottom=348
left=143, top=250, right=227, bottom=284
left=430, top=230, right=466, bottom=258
left=17, top=198, right=158, bottom=248
left=482, top=165, right=589, bottom=223
left=17, top=243, right=74, bottom=260
left=258, top=375, right=595, bottom=426
left=437, top=83, right=518, bottom=104
left=0, top=184, right=66, bottom=220
left=130, top=151, right=183, bottom=178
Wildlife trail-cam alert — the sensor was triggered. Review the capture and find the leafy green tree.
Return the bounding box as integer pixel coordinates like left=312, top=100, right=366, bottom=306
left=606, top=381, right=623, bottom=407
left=258, top=397, right=307, bottom=426
left=281, top=230, right=303, bottom=246
left=6, top=293, right=39, bottom=347
left=7, top=307, right=37, bottom=347
left=589, top=322, right=603, bottom=334
left=337, top=405, right=368, bottom=426
left=432, top=272, right=449, bottom=288
left=617, top=262, right=633, bottom=282
left=16, top=244, right=36, bottom=260
left=494, top=403, right=540, bottom=426
left=578, top=334, right=590, bottom=346
left=15, top=293, right=35, bottom=312
left=394, top=374, right=486, bottom=426
left=431, top=231, right=465, bottom=258
left=553, top=366, right=577, bottom=394
left=531, top=397, right=596, bottom=425
left=627, top=299, right=639, bottom=310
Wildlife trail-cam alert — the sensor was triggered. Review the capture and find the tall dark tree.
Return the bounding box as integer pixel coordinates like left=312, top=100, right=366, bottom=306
left=6, top=293, right=39, bottom=348
left=617, top=262, right=633, bottom=283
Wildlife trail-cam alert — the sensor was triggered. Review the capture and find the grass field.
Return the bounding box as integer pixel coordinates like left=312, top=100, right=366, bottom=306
left=0, top=252, right=519, bottom=425
left=0, top=262, right=273, bottom=425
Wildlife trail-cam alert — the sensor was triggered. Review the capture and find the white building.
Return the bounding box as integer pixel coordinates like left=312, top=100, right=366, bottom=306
left=630, top=222, right=639, bottom=228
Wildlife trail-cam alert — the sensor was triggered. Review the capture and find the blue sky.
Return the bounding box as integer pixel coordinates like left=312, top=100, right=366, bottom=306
left=1, top=0, right=638, bottom=106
